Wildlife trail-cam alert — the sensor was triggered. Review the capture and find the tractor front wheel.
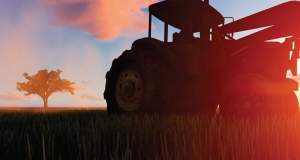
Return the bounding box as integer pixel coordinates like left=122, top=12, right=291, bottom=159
left=219, top=74, right=285, bottom=116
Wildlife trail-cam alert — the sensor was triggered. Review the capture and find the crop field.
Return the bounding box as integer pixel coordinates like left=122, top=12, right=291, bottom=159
left=1, top=108, right=300, bottom=160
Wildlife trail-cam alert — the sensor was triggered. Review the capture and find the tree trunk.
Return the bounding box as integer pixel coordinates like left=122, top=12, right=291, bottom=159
left=43, top=98, right=48, bottom=108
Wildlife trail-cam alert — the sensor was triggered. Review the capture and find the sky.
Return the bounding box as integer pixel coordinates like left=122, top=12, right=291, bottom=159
left=0, top=0, right=298, bottom=107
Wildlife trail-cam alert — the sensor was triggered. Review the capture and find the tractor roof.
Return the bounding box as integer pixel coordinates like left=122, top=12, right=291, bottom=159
left=149, top=0, right=224, bottom=32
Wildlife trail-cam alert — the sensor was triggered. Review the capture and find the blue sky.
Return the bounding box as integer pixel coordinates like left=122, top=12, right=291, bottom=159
left=0, top=0, right=296, bottom=107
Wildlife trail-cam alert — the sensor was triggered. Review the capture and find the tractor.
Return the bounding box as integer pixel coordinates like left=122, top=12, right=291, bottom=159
left=104, top=0, right=300, bottom=116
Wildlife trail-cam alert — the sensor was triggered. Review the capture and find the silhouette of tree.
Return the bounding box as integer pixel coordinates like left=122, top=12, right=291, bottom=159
left=16, top=69, right=75, bottom=108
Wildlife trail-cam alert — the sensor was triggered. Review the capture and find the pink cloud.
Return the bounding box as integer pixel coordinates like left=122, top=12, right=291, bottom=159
left=0, top=91, right=37, bottom=101
left=41, top=0, right=158, bottom=41
left=80, top=93, right=104, bottom=101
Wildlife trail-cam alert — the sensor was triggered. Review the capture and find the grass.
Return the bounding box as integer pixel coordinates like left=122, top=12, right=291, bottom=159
left=1, top=109, right=300, bottom=160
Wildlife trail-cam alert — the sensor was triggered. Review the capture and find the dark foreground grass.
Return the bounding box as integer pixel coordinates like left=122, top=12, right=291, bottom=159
left=1, top=110, right=300, bottom=160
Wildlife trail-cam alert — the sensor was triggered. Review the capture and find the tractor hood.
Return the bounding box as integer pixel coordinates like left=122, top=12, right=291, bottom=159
left=220, top=1, right=300, bottom=41
left=149, top=0, right=224, bottom=32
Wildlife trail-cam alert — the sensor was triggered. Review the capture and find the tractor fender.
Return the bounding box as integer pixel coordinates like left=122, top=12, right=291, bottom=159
left=131, top=38, right=183, bottom=75
left=131, top=38, right=184, bottom=109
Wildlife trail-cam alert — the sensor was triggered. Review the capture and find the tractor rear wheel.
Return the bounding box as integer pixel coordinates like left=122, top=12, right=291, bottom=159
left=104, top=48, right=172, bottom=113
left=219, top=74, right=285, bottom=116
left=115, top=63, right=143, bottom=112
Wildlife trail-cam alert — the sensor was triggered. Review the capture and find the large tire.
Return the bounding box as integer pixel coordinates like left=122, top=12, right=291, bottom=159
left=284, top=91, right=299, bottom=115
left=219, top=74, right=285, bottom=116
left=104, top=47, right=172, bottom=113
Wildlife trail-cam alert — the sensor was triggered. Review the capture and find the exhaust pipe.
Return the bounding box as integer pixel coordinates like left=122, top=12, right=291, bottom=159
left=202, top=0, right=210, bottom=51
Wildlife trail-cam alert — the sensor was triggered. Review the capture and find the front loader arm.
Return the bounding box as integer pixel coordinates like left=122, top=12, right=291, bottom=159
left=220, top=1, right=300, bottom=41
left=239, top=20, right=300, bottom=41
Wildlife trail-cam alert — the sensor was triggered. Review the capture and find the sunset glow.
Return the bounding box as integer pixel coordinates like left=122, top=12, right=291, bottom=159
left=0, top=0, right=299, bottom=107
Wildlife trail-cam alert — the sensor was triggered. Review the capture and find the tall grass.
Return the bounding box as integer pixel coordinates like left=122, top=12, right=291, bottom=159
left=1, top=110, right=300, bottom=159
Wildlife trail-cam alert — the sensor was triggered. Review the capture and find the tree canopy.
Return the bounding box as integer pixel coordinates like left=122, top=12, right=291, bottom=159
left=16, top=69, right=75, bottom=108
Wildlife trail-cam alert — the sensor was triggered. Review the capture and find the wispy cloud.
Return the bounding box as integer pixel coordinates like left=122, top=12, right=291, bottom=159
left=72, top=84, right=88, bottom=90
left=57, top=84, right=88, bottom=94
left=80, top=93, right=104, bottom=101
left=0, top=91, right=37, bottom=101
left=82, top=80, right=92, bottom=84
left=41, top=0, right=158, bottom=41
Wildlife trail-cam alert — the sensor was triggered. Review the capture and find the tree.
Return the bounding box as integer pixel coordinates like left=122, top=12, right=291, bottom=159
left=16, top=69, right=75, bottom=108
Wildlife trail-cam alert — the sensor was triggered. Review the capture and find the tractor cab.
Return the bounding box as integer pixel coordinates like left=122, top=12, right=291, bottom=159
left=147, top=0, right=228, bottom=69
left=148, top=0, right=224, bottom=43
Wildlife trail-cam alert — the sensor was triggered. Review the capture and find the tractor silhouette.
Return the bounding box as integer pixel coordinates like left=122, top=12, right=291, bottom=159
left=104, top=0, right=300, bottom=116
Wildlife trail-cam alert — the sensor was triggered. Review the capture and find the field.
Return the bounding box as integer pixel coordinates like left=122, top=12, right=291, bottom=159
left=1, top=108, right=300, bottom=160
